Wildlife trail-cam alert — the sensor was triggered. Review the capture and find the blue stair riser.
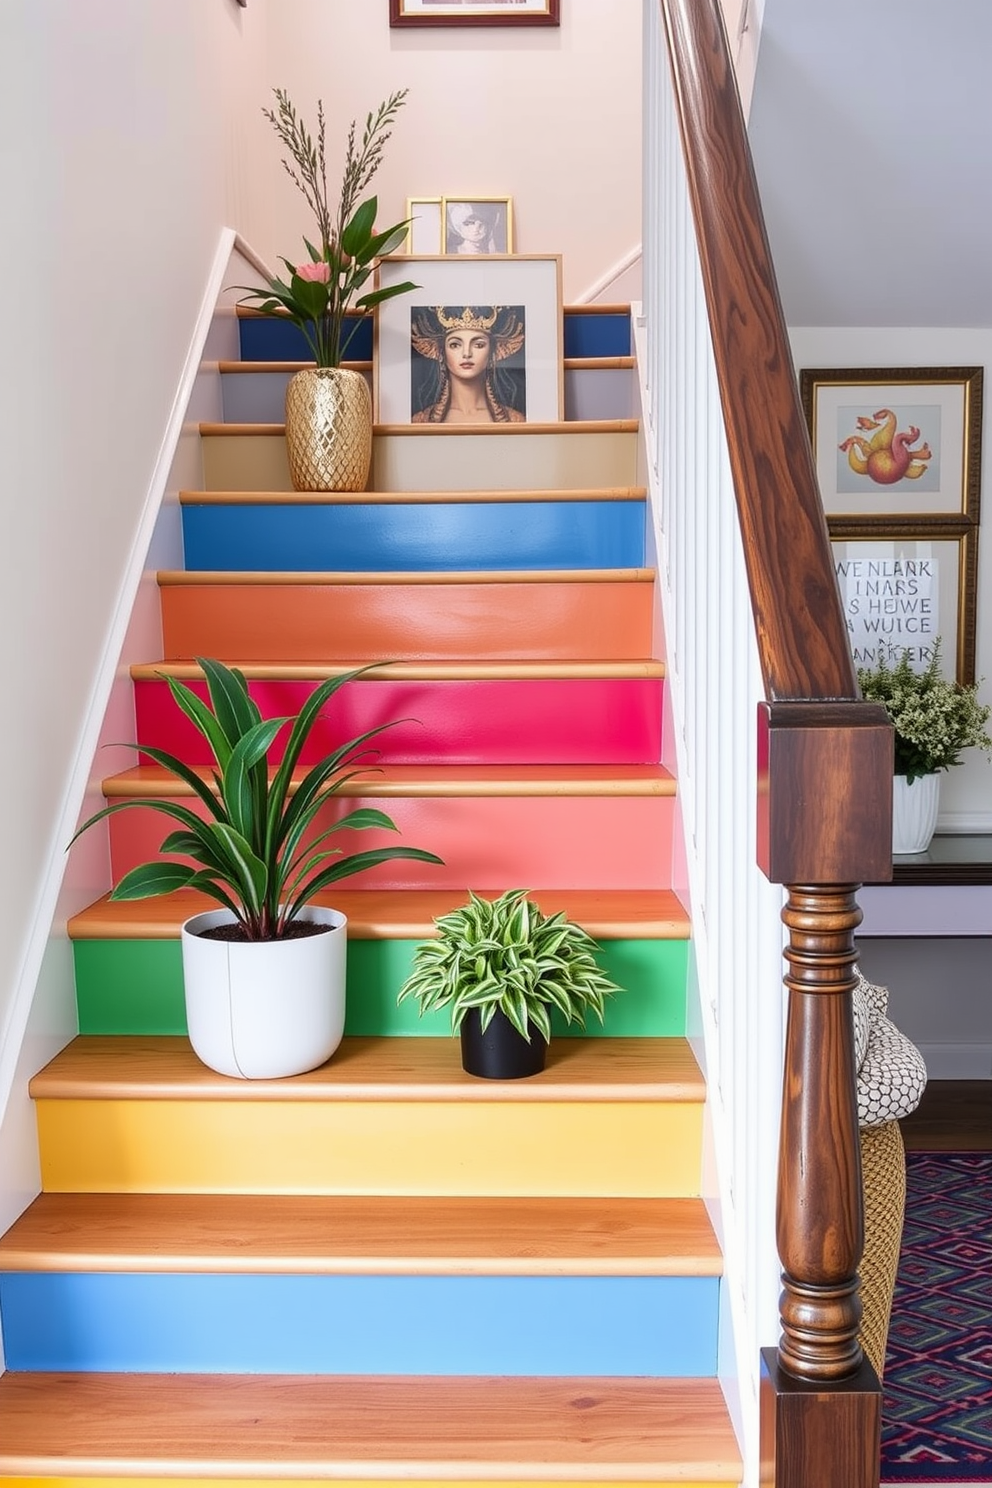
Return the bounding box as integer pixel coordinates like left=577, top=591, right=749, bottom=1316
left=0, top=1272, right=717, bottom=1376
left=181, top=499, right=646, bottom=572
left=239, top=314, right=373, bottom=362
left=237, top=312, right=630, bottom=364
left=221, top=366, right=635, bottom=424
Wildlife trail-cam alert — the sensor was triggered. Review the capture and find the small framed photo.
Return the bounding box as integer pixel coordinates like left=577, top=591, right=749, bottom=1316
left=405, top=197, right=443, bottom=254
left=800, top=366, right=983, bottom=523
left=830, top=527, right=979, bottom=685
left=375, top=254, right=563, bottom=426
left=443, top=197, right=513, bottom=255
left=390, top=0, right=559, bottom=26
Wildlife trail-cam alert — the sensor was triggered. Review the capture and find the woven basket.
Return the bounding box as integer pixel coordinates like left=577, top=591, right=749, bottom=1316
left=858, top=1119, right=907, bottom=1379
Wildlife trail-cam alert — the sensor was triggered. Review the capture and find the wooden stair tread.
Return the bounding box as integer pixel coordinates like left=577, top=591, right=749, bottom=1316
left=179, top=485, right=648, bottom=505
left=0, top=1372, right=739, bottom=1479
left=218, top=356, right=635, bottom=374
left=29, top=1036, right=705, bottom=1103
left=100, top=762, right=676, bottom=799
left=157, top=566, right=655, bottom=585
left=0, top=1192, right=721, bottom=1274
left=68, top=887, right=691, bottom=941
left=199, top=419, right=640, bottom=437
left=130, top=658, right=665, bottom=681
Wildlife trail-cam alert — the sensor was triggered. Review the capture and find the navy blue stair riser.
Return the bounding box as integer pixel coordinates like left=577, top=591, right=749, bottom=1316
left=239, top=314, right=373, bottom=363
left=180, top=499, right=646, bottom=572
left=237, top=312, right=630, bottom=364
left=220, top=367, right=635, bottom=424
left=0, top=1272, right=718, bottom=1376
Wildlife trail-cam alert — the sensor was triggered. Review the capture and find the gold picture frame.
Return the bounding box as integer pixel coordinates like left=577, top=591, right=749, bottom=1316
left=800, top=365, right=983, bottom=524
left=405, top=196, right=514, bottom=255
left=390, top=0, right=559, bottom=26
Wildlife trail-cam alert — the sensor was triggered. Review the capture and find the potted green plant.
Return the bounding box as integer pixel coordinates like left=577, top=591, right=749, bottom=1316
left=236, top=87, right=417, bottom=491
left=396, top=889, right=621, bottom=1079
left=857, top=638, right=992, bottom=853
left=71, top=658, right=443, bottom=1079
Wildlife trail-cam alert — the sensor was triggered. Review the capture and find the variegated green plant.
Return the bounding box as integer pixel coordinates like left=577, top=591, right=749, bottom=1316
left=70, top=658, right=443, bottom=941
left=397, top=888, right=620, bottom=1044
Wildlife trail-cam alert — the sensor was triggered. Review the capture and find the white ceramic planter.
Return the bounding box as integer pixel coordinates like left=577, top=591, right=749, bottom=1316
left=892, top=772, right=940, bottom=855
left=180, top=906, right=347, bottom=1079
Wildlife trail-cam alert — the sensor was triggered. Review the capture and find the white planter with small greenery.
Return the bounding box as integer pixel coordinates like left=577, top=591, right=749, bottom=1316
left=73, top=659, right=442, bottom=1078
left=858, top=640, right=992, bottom=855
left=397, top=889, right=621, bottom=1079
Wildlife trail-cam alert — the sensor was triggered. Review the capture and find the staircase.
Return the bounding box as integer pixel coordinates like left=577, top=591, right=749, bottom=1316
left=0, top=304, right=743, bottom=1487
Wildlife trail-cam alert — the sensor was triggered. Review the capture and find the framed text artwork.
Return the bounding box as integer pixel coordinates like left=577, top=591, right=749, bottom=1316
left=800, top=366, right=983, bottom=524
left=830, top=528, right=979, bottom=686
left=375, top=254, right=563, bottom=425
left=390, top=0, right=560, bottom=26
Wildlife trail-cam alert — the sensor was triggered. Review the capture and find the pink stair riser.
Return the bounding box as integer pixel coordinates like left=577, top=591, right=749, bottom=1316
left=107, top=794, right=676, bottom=892
left=133, top=676, right=663, bottom=767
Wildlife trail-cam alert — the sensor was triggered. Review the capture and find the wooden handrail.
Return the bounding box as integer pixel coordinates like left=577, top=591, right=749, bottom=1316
left=658, top=0, right=855, bottom=702
left=655, top=1, right=892, bottom=1482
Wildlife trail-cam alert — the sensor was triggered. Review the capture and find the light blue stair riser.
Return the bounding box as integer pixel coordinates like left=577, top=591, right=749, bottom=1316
left=180, top=499, right=646, bottom=572
left=0, top=1272, right=718, bottom=1376
left=220, top=367, right=635, bottom=424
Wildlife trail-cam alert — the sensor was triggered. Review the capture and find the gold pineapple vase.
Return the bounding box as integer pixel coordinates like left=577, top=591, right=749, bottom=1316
left=284, top=367, right=372, bottom=492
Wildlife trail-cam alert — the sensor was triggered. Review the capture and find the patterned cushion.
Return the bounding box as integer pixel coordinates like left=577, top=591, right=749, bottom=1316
left=854, top=970, right=928, bottom=1128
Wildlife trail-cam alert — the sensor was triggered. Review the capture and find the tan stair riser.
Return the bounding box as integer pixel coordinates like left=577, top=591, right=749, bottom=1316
left=200, top=428, right=638, bottom=493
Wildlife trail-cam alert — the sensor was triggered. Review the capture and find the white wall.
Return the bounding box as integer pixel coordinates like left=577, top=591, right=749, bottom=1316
left=255, top=0, right=642, bottom=304
left=0, top=1, right=269, bottom=1138
left=789, top=327, right=992, bottom=831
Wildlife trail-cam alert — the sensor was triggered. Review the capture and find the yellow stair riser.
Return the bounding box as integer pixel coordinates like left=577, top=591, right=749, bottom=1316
left=35, top=1099, right=703, bottom=1197
left=200, top=429, right=639, bottom=493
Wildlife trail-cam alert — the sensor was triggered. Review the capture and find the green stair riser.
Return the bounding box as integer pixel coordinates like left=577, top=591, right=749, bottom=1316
left=73, top=939, right=688, bottom=1038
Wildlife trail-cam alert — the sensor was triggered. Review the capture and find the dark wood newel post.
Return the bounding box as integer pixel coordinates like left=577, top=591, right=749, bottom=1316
left=757, top=702, right=893, bottom=1487
left=777, top=884, right=864, bottom=1379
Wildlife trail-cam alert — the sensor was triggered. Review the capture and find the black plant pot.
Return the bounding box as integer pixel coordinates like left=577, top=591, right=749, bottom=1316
left=459, top=1007, right=549, bottom=1080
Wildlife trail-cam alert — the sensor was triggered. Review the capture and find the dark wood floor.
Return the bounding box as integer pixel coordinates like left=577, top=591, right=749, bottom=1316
left=901, top=1080, right=992, bottom=1151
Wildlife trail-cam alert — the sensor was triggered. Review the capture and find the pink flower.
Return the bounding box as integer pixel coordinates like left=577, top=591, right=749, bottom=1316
left=295, top=261, right=330, bottom=283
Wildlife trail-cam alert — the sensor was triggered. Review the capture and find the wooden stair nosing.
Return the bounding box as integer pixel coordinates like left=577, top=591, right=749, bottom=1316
left=0, top=1192, right=721, bottom=1276
left=0, top=1371, right=741, bottom=1480
left=198, top=418, right=641, bottom=437
left=155, top=566, right=656, bottom=586
left=67, top=887, right=691, bottom=942
left=28, top=1036, right=705, bottom=1104
left=217, top=356, right=635, bottom=375
left=129, top=658, right=666, bottom=681
left=98, top=762, right=677, bottom=802
left=178, top=485, right=648, bottom=506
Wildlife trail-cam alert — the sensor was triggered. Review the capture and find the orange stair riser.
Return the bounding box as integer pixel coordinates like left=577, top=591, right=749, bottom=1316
left=107, top=795, right=676, bottom=891
left=159, top=580, right=654, bottom=662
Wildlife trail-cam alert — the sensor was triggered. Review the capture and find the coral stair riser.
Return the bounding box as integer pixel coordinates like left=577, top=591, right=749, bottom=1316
left=156, top=569, right=655, bottom=662
left=101, top=770, right=677, bottom=889
left=179, top=492, right=646, bottom=572
left=132, top=668, right=664, bottom=767
left=0, top=1270, right=718, bottom=1375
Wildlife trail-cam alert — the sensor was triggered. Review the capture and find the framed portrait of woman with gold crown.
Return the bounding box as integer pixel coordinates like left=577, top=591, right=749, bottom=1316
left=374, top=255, right=564, bottom=426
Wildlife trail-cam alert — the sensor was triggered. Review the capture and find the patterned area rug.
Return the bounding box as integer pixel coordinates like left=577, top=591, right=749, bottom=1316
left=881, top=1152, right=992, bottom=1483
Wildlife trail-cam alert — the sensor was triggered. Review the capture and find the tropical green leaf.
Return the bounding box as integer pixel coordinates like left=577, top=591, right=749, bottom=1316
left=340, top=195, right=378, bottom=256
left=198, top=658, right=261, bottom=743
left=109, top=861, right=199, bottom=900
